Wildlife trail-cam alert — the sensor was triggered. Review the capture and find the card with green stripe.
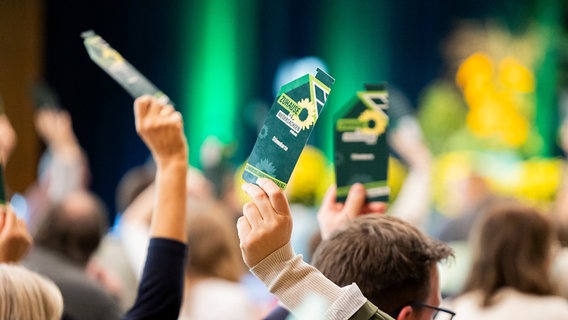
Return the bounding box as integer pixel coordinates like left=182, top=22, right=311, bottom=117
left=334, top=83, right=389, bottom=202
left=243, top=68, right=334, bottom=189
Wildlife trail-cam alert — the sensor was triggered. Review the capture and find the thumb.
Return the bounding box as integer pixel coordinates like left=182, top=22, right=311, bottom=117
left=320, top=184, right=337, bottom=210
left=343, top=183, right=366, bottom=219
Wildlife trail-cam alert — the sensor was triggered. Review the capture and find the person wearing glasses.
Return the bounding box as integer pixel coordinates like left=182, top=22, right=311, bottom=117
left=238, top=179, right=456, bottom=320
left=444, top=199, right=568, bottom=320
left=311, top=214, right=455, bottom=320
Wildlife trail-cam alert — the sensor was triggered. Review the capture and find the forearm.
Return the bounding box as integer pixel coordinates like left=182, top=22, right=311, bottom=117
left=251, top=243, right=367, bottom=320
left=150, top=159, right=187, bottom=243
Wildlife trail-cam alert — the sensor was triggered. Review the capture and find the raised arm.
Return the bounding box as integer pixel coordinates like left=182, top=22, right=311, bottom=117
left=123, top=96, right=188, bottom=320
left=34, top=108, right=90, bottom=202
left=133, top=96, right=187, bottom=243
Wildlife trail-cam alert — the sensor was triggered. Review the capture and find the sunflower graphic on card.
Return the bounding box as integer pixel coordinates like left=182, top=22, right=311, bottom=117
left=243, top=68, right=335, bottom=189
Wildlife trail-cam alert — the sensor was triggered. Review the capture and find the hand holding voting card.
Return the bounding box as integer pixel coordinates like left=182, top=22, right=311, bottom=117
left=82, top=30, right=172, bottom=105
left=334, top=83, right=390, bottom=202
left=242, top=69, right=335, bottom=189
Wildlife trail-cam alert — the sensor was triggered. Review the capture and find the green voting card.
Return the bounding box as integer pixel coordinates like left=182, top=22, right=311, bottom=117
left=82, top=30, right=172, bottom=104
left=243, top=68, right=335, bottom=189
left=334, top=83, right=389, bottom=202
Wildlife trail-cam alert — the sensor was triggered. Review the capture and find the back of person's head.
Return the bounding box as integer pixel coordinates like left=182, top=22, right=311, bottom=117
left=34, top=190, right=108, bottom=266
left=115, top=162, right=156, bottom=214
left=185, top=200, right=244, bottom=282
left=311, top=214, right=453, bottom=316
left=463, top=198, right=555, bottom=306
left=0, top=263, right=63, bottom=320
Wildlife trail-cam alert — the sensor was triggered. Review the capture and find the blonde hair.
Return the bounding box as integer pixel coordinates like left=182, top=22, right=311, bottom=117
left=0, top=264, right=63, bottom=320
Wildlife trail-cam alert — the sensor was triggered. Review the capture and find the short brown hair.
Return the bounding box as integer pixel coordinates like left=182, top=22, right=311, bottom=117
left=311, top=214, right=453, bottom=315
left=185, top=201, right=245, bottom=282
left=34, top=191, right=108, bottom=266
left=463, top=199, right=555, bottom=306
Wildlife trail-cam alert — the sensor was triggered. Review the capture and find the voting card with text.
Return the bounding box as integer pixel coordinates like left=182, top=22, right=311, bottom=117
left=334, top=83, right=389, bottom=202
left=243, top=68, right=334, bottom=189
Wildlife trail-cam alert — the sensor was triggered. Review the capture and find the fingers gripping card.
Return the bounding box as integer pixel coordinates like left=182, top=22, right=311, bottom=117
left=334, top=83, right=389, bottom=202
left=81, top=30, right=172, bottom=105
left=243, top=68, right=335, bottom=189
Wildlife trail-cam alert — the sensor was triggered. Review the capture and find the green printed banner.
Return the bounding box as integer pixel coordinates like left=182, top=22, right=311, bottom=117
left=334, top=83, right=390, bottom=202
left=243, top=68, right=335, bottom=189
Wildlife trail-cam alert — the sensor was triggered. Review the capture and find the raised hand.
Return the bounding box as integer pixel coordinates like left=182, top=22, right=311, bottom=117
left=0, top=205, right=33, bottom=263
left=237, top=178, right=293, bottom=267
left=134, top=96, right=187, bottom=166
left=133, top=95, right=188, bottom=243
left=0, top=115, right=17, bottom=164
left=317, top=183, right=387, bottom=240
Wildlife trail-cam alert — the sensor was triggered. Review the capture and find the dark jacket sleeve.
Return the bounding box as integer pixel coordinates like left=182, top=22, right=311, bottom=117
left=122, top=238, right=187, bottom=320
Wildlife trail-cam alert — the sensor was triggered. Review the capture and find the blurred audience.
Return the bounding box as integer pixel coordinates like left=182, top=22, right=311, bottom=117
left=180, top=200, right=257, bottom=320
left=0, top=203, right=63, bottom=320
left=444, top=199, right=568, bottom=319
left=25, top=107, right=91, bottom=233
left=436, top=173, right=495, bottom=243
left=23, top=190, right=122, bottom=320
left=91, top=161, right=156, bottom=311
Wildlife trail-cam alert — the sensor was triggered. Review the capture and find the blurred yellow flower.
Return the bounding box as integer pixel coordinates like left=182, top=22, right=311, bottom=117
left=456, top=52, right=493, bottom=90
left=388, top=156, right=406, bottom=203
left=457, top=52, right=534, bottom=149
left=431, top=151, right=474, bottom=216
left=498, top=56, right=535, bottom=93
left=287, top=145, right=332, bottom=206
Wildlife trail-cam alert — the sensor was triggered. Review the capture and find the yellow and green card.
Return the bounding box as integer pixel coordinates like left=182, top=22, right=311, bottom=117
left=243, top=68, right=335, bottom=189
left=334, top=83, right=389, bottom=202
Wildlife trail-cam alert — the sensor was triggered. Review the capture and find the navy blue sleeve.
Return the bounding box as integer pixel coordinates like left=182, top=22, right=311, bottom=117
left=123, top=238, right=187, bottom=320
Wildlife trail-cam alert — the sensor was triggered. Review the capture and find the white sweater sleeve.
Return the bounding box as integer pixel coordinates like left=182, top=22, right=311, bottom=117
left=250, top=243, right=368, bottom=320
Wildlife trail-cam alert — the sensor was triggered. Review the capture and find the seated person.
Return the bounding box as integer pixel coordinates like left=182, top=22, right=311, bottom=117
left=0, top=201, right=62, bottom=320
left=180, top=200, right=257, bottom=320
left=23, top=190, right=122, bottom=320
left=1, top=96, right=189, bottom=320
left=444, top=198, right=568, bottom=319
